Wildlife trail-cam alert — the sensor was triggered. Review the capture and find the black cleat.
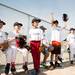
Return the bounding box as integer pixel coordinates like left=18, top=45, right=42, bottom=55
left=54, top=61, right=62, bottom=68
left=11, top=67, right=16, bottom=75
left=49, top=62, right=55, bottom=70
left=22, top=65, right=28, bottom=72
left=70, top=61, right=73, bottom=64
left=5, top=63, right=10, bottom=75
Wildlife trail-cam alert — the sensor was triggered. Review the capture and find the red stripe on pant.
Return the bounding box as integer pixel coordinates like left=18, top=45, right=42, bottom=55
left=30, top=41, right=41, bottom=71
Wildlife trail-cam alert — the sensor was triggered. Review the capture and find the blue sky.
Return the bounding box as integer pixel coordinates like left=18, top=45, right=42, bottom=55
left=0, top=0, right=75, bottom=26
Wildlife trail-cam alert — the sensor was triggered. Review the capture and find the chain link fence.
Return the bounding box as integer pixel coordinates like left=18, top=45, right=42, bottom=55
left=0, top=3, right=69, bottom=73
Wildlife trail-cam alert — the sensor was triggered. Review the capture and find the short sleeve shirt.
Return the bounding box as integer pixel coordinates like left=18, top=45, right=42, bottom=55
left=29, top=28, right=43, bottom=41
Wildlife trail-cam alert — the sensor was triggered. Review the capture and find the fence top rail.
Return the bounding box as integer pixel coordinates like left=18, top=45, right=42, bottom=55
left=0, top=3, right=51, bottom=24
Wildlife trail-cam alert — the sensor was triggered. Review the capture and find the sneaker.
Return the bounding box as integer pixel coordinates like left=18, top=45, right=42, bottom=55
left=41, top=62, right=47, bottom=68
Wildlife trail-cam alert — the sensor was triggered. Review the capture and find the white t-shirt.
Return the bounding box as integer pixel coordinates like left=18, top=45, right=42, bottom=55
left=29, top=28, right=43, bottom=41
left=51, top=27, right=61, bottom=42
left=67, top=33, right=75, bottom=48
left=0, top=31, right=7, bottom=43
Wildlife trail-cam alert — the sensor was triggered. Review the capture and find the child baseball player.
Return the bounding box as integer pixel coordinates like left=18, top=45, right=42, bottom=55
left=39, top=26, right=54, bottom=68
left=5, top=22, right=29, bottom=75
left=50, top=20, right=63, bottom=69
left=0, top=20, right=7, bottom=75
left=29, top=18, right=43, bottom=75
left=67, top=28, right=75, bottom=64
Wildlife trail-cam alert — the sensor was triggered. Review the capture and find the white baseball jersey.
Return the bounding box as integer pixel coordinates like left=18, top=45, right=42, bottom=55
left=67, top=33, right=75, bottom=60
left=29, top=28, right=43, bottom=41
left=51, top=27, right=61, bottom=42
left=7, top=31, right=28, bottom=63
left=67, top=33, right=75, bottom=48
left=0, top=31, right=7, bottom=44
left=8, top=31, right=20, bottom=46
left=6, top=31, right=20, bottom=63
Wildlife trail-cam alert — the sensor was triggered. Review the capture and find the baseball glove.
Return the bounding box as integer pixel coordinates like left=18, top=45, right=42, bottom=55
left=39, top=44, right=46, bottom=52
left=0, top=42, right=9, bottom=51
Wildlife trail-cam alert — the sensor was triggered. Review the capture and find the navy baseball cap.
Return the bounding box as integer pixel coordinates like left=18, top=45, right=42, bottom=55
left=14, top=22, right=23, bottom=26
left=0, top=20, right=6, bottom=25
left=32, top=18, right=41, bottom=23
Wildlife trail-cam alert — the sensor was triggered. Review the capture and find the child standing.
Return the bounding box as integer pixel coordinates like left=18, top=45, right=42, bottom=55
left=50, top=20, right=62, bottom=69
left=29, top=18, right=43, bottom=75
left=67, top=28, right=75, bottom=64
left=39, top=26, right=54, bottom=68
left=0, top=20, right=6, bottom=75
left=5, top=22, right=23, bottom=75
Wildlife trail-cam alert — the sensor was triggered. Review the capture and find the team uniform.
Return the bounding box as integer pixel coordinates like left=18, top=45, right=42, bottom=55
left=17, top=48, right=28, bottom=65
left=5, top=31, right=18, bottom=74
left=51, top=27, right=61, bottom=54
left=42, top=33, right=54, bottom=55
left=67, top=33, right=75, bottom=61
left=0, top=31, right=7, bottom=73
left=29, top=28, right=43, bottom=72
left=5, top=31, right=29, bottom=74
left=49, top=26, right=63, bottom=68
